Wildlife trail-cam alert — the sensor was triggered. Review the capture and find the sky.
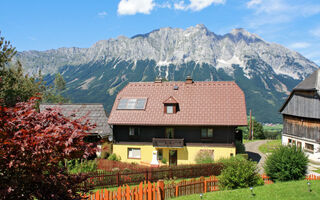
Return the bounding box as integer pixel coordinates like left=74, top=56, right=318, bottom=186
left=1, top=0, right=320, bottom=65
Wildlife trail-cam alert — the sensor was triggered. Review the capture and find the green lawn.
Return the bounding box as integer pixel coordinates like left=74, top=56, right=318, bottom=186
left=313, top=168, right=320, bottom=174
left=263, top=124, right=283, bottom=132
left=174, top=180, right=320, bottom=200
left=259, top=139, right=281, bottom=154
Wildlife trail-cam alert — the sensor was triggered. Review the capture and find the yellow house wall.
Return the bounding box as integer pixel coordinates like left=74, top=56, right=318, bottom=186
left=113, top=144, right=235, bottom=165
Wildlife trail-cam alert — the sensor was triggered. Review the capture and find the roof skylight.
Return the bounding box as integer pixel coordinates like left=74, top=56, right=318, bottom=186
left=117, top=98, right=147, bottom=110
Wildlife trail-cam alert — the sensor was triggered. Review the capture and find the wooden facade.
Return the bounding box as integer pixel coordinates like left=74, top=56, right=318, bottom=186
left=280, top=69, right=320, bottom=161
left=283, top=115, right=320, bottom=142
left=113, top=125, right=237, bottom=145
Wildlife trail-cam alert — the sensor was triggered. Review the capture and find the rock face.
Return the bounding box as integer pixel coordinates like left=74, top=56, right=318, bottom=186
left=14, top=25, right=319, bottom=123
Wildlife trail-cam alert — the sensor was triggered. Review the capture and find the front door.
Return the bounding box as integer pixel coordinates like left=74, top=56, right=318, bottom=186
left=169, top=150, right=177, bottom=166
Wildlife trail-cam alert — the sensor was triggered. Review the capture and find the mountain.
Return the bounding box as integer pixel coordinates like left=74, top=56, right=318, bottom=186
left=14, top=24, right=319, bottom=123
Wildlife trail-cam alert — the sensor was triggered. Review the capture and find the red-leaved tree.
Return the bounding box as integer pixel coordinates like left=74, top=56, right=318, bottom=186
left=0, top=98, right=96, bottom=199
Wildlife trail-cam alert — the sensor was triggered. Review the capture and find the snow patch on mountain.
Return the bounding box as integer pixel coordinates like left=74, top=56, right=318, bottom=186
left=15, top=25, right=318, bottom=81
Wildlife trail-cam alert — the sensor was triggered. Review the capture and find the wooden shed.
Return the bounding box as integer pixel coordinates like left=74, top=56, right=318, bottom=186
left=280, top=69, right=320, bottom=162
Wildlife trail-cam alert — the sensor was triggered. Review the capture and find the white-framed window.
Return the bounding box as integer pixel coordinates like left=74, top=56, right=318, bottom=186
left=201, top=128, right=213, bottom=138
left=128, top=148, right=141, bottom=159
left=129, top=127, right=140, bottom=136
left=166, top=105, right=173, bottom=114
left=305, top=143, right=314, bottom=153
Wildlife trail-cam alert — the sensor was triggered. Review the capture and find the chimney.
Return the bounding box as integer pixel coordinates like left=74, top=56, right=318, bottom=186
left=185, top=76, right=193, bottom=84
left=155, top=77, right=162, bottom=83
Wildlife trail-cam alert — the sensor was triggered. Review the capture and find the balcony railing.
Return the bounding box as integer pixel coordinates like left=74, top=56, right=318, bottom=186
left=152, top=138, right=184, bottom=148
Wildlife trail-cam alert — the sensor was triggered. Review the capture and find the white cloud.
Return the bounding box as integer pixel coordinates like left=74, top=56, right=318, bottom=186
left=118, top=0, right=155, bottom=15
left=174, top=1, right=187, bottom=10
left=98, top=11, right=107, bottom=17
left=247, top=0, right=261, bottom=8
left=289, top=42, right=310, bottom=49
left=174, top=0, right=225, bottom=11
left=310, top=27, right=320, bottom=38
left=157, top=2, right=172, bottom=9
left=245, top=0, right=320, bottom=27
left=188, top=0, right=225, bottom=11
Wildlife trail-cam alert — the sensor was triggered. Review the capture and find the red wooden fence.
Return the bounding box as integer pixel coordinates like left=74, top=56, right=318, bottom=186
left=85, top=174, right=319, bottom=200
left=305, top=174, right=320, bottom=180
left=82, top=163, right=223, bottom=189
left=84, top=176, right=219, bottom=200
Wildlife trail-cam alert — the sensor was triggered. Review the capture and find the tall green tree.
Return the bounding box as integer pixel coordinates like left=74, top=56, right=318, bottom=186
left=238, top=117, right=265, bottom=139
left=0, top=32, right=68, bottom=106
left=0, top=32, right=16, bottom=69
left=42, top=73, right=69, bottom=103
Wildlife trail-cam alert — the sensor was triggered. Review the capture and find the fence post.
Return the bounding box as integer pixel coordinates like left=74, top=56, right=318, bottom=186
left=145, top=170, right=148, bottom=182
left=117, top=172, right=120, bottom=186
left=139, top=182, right=143, bottom=200
left=157, top=179, right=164, bottom=200
left=148, top=181, right=152, bottom=200
left=204, top=180, right=207, bottom=193
left=175, top=185, right=179, bottom=197
left=117, top=186, right=122, bottom=200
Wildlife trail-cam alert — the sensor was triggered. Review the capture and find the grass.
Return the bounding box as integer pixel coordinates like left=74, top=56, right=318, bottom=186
left=263, top=124, right=283, bottom=132
left=174, top=180, right=320, bottom=200
left=259, top=139, right=281, bottom=154
left=313, top=168, right=320, bottom=174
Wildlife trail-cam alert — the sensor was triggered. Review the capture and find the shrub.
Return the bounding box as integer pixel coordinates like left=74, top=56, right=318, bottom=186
left=161, top=158, right=167, bottom=164
left=67, top=159, right=97, bottom=174
left=237, top=153, right=248, bottom=160
left=264, top=145, right=308, bottom=181
left=219, top=156, right=263, bottom=190
left=108, top=153, right=121, bottom=161
left=100, top=151, right=110, bottom=159
left=195, top=150, right=214, bottom=164
left=235, top=140, right=246, bottom=154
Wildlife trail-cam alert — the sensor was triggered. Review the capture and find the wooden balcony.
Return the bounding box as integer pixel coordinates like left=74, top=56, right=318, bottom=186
left=152, top=138, right=184, bottom=148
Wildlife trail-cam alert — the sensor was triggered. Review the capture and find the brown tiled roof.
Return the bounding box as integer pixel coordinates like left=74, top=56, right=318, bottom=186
left=108, top=81, right=247, bottom=126
left=40, top=104, right=112, bottom=137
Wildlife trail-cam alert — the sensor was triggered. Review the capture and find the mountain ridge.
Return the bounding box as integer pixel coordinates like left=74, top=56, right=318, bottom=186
left=13, top=24, right=319, bottom=123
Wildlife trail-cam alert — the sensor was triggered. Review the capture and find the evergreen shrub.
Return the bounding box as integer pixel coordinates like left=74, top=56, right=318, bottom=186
left=219, top=156, right=263, bottom=189
left=235, top=140, right=246, bottom=154
left=264, top=145, right=308, bottom=181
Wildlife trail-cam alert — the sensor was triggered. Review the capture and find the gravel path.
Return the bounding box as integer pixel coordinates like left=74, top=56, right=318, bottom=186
left=244, top=140, right=270, bottom=174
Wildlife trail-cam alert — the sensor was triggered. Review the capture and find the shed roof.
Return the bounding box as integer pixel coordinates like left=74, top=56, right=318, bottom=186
left=108, top=81, right=247, bottom=126
left=279, top=69, right=320, bottom=119
left=40, top=104, right=112, bottom=137
left=294, top=69, right=320, bottom=91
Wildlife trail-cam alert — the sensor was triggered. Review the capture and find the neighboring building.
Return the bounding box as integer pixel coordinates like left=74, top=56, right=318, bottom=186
left=108, top=77, right=247, bottom=165
left=280, top=69, right=320, bottom=162
left=40, top=104, right=112, bottom=156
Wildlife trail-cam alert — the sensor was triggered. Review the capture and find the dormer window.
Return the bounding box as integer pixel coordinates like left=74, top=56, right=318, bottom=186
left=163, top=96, right=179, bottom=114
left=166, top=105, right=174, bottom=114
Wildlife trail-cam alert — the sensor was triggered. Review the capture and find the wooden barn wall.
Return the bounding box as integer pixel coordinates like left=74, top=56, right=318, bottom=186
left=283, top=115, right=320, bottom=142
left=282, top=92, right=320, bottom=119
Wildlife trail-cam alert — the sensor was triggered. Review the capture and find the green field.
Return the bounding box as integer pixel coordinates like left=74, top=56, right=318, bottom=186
left=263, top=124, right=283, bottom=132
left=258, top=140, right=281, bottom=154
left=174, top=180, right=320, bottom=200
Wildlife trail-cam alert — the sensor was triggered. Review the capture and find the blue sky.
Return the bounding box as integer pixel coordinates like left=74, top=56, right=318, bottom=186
left=1, top=0, right=320, bottom=65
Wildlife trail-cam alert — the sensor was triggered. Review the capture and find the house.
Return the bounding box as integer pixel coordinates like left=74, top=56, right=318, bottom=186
left=40, top=103, right=112, bottom=156
left=280, top=69, right=320, bottom=162
left=108, top=77, right=247, bottom=165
